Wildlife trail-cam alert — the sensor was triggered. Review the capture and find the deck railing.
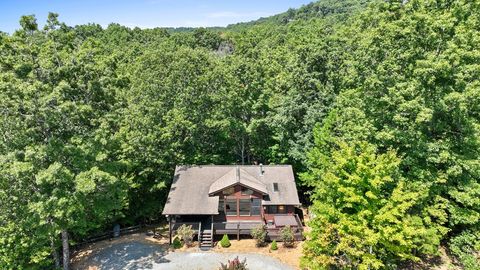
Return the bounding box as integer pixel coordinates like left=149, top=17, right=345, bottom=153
left=294, top=214, right=304, bottom=232
left=171, top=214, right=303, bottom=241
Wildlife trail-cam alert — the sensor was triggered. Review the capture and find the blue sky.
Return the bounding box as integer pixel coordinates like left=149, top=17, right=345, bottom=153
left=0, top=0, right=312, bottom=33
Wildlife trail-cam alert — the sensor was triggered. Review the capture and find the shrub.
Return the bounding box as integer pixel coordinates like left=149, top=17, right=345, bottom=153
left=280, top=225, right=295, bottom=247
left=219, top=256, right=248, bottom=270
left=176, top=224, right=195, bottom=247
left=172, top=237, right=183, bottom=249
left=271, top=240, right=278, bottom=250
left=220, top=234, right=231, bottom=248
left=251, top=224, right=267, bottom=247
left=448, top=230, right=480, bottom=270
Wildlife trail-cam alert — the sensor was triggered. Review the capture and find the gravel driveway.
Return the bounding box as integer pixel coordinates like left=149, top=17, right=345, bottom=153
left=75, top=241, right=295, bottom=270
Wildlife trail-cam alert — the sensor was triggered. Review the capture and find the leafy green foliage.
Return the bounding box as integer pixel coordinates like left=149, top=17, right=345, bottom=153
left=299, top=0, right=480, bottom=268
left=1, top=0, right=479, bottom=268
left=448, top=230, right=480, bottom=270
left=251, top=225, right=267, bottom=247
left=175, top=224, right=195, bottom=247
left=220, top=234, right=231, bottom=248
left=302, top=140, right=442, bottom=269
left=270, top=240, right=278, bottom=251
left=172, top=237, right=183, bottom=249
left=279, top=226, right=295, bottom=248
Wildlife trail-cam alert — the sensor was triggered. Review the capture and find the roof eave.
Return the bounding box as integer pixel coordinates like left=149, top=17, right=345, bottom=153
left=209, top=182, right=268, bottom=196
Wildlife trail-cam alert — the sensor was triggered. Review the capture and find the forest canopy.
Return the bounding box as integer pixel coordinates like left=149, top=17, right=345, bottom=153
left=0, top=0, right=479, bottom=269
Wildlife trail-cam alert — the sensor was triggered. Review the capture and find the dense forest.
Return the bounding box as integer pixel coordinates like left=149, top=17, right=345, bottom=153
left=0, top=0, right=479, bottom=269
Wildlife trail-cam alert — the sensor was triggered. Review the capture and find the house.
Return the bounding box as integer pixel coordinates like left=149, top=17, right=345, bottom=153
left=162, top=165, right=303, bottom=248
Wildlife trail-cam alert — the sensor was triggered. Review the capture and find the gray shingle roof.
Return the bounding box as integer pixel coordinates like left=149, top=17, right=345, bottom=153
left=162, top=165, right=301, bottom=215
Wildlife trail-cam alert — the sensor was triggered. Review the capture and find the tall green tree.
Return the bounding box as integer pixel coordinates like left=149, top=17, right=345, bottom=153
left=302, top=130, right=442, bottom=269
left=302, top=0, right=480, bottom=268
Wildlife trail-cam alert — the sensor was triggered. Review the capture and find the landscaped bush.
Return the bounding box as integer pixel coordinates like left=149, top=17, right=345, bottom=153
left=219, top=256, right=248, bottom=270
left=220, top=234, right=231, bottom=248
left=280, top=225, right=295, bottom=248
left=270, top=240, right=278, bottom=250
left=172, top=237, right=183, bottom=249
left=176, top=224, right=195, bottom=247
left=251, top=224, right=267, bottom=247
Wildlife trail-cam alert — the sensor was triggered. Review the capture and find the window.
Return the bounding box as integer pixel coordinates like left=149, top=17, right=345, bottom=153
left=218, top=199, right=224, bottom=212
left=251, top=199, right=261, bottom=216
left=273, top=183, right=279, bottom=192
left=239, top=199, right=251, bottom=216
left=266, top=205, right=286, bottom=214
left=267, top=205, right=277, bottom=214
left=241, top=187, right=253, bottom=195
left=225, top=199, right=237, bottom=216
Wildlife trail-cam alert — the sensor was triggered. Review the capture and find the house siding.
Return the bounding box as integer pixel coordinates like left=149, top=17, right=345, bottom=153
left=216, top=185, right=264, bottom=222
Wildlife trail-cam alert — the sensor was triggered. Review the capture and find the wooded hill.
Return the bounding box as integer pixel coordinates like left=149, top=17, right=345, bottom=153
left=0, top=0, right=479, bottom=269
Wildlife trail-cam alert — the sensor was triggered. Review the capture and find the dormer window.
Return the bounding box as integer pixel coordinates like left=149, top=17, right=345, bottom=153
left=273, top=183, right=279, bottom=192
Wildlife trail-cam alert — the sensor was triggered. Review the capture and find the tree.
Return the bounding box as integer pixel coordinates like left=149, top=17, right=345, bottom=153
left=0, top=14, right=129, bottom=269
left=1, top=0, right=479, bottom=268
left=302, top=139, right=442, bottom=269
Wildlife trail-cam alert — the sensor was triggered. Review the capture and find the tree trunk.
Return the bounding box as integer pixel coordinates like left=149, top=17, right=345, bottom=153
left=50, top=236, right=60, bottom=268
left=61, top=230, right=70, bottom=270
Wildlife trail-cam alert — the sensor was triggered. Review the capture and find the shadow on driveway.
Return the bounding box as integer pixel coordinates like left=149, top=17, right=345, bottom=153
left=75, top=240, right=294, bottom=270
left=80, top=242, right=170, bottom=270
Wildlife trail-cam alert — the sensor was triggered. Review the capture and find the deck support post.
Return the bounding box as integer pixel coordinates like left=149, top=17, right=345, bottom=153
left=237, top=223, right=240, bottom=241
left=168, top=216, right=172, bottom=244
left=211, top=215, right=214, bottom=247
left=198, top=222, right=202, bottom=248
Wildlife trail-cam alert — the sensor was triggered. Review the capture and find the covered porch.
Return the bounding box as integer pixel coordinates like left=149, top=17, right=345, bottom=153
left=168, top=213, right=304, bottom=245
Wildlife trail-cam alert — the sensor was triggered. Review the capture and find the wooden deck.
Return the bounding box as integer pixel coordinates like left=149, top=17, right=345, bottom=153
left=170, top=214, right=304, bottom=242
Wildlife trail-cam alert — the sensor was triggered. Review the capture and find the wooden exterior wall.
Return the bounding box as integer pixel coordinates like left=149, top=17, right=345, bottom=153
left=215, top=185, right=263, bottom=221
left=214, top=184, right=297, bottom=222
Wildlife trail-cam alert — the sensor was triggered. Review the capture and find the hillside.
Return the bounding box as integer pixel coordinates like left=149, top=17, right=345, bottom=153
left=226, top=0, right=373, bottom=30
left=164, top=0, right=373, bottom=33
left=0, top=1, right=479, bottom=270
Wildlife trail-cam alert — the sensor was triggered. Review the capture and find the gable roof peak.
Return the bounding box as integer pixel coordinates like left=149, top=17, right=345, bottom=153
left=208, top=166, right=268, bottom=195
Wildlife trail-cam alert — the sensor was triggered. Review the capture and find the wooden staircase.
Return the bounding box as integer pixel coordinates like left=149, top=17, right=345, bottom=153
left=199, top=229, right=213, bottom=249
